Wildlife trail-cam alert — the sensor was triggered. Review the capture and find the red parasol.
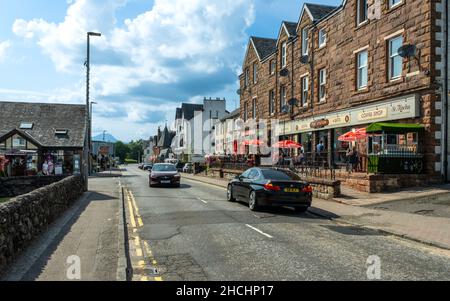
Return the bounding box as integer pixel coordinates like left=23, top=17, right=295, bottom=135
left=272, top=140, right=302, bottom=149
left=338, top=128, right=367, bottom=142
left=243, top=139, right=265, bottom=146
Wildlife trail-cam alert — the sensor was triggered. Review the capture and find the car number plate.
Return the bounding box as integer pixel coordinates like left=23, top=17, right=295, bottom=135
left=285, top=188, right=300, bottom=193
left=161, top=180, right=171, bottom=184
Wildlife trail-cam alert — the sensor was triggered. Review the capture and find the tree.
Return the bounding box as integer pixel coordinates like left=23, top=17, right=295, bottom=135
left=115, top=141, right=129, bottom=162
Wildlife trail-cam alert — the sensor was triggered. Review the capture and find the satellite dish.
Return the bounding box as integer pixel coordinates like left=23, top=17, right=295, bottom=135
left=279, top=69, right=289, bottom=77
left=236, top=89, right=241, bottom=95
left=398, top=44, right=418, bottom=58
left=288, top=98, right=299, bottom=107
left=300, top=55, right=309, bottom=64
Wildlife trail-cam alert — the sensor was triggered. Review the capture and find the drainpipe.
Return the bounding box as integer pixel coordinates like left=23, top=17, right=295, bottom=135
left=444, top=0, right=449, bottom=182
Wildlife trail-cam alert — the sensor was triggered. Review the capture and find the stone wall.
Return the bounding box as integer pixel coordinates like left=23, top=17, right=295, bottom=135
left=304, top=177, right=341, bottom=200
left=0, top=175, right=84, bottom=273
left=0, top=175, right=67, bottom=198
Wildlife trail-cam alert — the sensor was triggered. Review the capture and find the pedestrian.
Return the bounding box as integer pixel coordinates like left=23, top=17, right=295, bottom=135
left=351, top=146, right=359, bottom=172
left=316, top=140, right=325, bottom=165
left=346, top=147, right=353, bottom=172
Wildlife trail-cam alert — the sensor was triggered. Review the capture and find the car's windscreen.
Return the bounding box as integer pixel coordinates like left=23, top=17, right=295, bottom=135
left=152, top=164, right=177, bottom=172
left=261, top=169, right=300, bottom=181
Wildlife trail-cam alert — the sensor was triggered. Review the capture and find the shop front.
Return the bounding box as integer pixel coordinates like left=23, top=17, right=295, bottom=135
left=0, top=130, right=82, bottom=177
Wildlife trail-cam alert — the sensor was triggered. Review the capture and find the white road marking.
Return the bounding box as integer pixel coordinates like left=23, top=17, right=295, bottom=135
left=246, top=224, right=274, bottom=239
left=198, top=198, right=208, bottom=204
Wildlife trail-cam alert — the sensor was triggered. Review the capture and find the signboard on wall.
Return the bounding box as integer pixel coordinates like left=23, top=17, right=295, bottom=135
left=278, top=94, right=419, bottom=135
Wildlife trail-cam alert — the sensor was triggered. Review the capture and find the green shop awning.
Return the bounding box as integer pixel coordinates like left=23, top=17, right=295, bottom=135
left=366, top=123, right=425, bottom=134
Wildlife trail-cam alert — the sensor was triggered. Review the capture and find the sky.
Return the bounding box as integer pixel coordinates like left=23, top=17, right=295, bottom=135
left=0, top=0, right=340, bottom=142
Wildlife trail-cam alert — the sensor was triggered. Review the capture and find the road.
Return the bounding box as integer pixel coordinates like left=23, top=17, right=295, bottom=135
left=121, top=165, right=450, bottom=281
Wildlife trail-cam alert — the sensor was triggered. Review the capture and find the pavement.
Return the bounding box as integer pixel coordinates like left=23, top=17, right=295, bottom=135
left=2, top=175, right=121, bottom=281
left=119, top=165, right=450, bottom=281
left=181, top=172, right=450, bottom=251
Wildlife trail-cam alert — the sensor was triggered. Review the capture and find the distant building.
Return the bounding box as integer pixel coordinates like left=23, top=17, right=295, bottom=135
left=173, top=97, right=228, bottom=162
left=215, top=109, right=241, bottom=155
left=0, top=102, right=87, bottom=177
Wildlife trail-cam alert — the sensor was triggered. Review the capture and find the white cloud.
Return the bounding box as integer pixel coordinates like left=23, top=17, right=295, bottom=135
left=0, top=40, right=11, bottom=63
left=11, top=0, right=255, bottom=141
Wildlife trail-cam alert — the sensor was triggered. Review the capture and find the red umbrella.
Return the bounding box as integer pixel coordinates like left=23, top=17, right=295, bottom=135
left=338, top=128, right=367, bottom=142
left=273, top=140, right=302, bottom=149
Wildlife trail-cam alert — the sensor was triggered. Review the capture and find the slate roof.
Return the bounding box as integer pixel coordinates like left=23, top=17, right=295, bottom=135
left=305, top=3, right=337, bottom=20
left=0, top=101, right=87, bottom=148
left=283, top=21, right=298, bottom=37
left=251, top=37, right=277, bottom=61
left=157, top=126, right=175, bottom=148
left=180, top=103, right=204, bottom=121
left=220, top=109, right=240, bottom=122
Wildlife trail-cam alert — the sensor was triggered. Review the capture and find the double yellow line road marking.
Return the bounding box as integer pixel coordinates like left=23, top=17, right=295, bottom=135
left=125, top=188, right=163, bottom=282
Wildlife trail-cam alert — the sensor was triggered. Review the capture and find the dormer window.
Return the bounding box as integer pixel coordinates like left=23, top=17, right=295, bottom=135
left=20, top=122, right=33, bottom=130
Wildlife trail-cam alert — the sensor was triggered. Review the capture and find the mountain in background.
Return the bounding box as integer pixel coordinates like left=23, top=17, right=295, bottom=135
left=92, top=133, right=118, bottom=143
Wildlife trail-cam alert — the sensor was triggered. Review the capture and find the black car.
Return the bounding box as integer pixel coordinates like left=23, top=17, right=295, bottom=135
left=143, top=163, right=153, bottom=171
left=227, top=168, right=312, bottom=212
left=149, top=164, right=181, bottom=188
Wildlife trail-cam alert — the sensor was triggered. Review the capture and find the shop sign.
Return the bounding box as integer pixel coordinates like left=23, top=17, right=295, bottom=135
left=310, top=119, right=330, bottom=129
left=329, top=115, right=351, bottom=127
left=357, top=107, right=388, bottom=122
left=390, top=102, right=412, bottom=116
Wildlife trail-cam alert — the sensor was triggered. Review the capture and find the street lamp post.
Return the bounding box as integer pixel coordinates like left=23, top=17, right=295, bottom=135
left=89, top=101, right=97, bottom=175
left=84, top=31, right=101, bottom=191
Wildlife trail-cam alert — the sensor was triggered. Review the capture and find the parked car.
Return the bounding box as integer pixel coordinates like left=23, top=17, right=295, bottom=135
left=182, top=163, right=193, bottom=173
left=176, top=162, right=185, bottom=172
left=227, top=168, right=312, bottom=212
left=149, top=164, right=181, bottom=188
left=143, top=163, right=153, bottom=171
left=138, top=163, right=144, bottom=169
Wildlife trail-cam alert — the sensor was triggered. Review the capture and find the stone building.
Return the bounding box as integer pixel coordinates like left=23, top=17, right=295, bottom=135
left=239, top=0, right=450, bottom=191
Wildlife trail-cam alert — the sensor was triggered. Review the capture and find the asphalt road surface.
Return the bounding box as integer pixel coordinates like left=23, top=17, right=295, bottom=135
left=121, top=165, right=450, bottom=281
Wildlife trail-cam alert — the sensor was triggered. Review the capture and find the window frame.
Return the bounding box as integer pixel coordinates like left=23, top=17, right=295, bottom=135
left=269, top=89, right=275, bottom=115
left=389, top=0, right=403, bottom=9
left=388, top=35, right=403, bottom=81
left=357, top=0, right=368, bottom=26
left=252, top=98, right=257, bottom=119
left=244, top=102, right=248, bottom=121
left=319, top=69, right=327, bottom=102
left=301, top=76, right=309, bottom=106
left=357, top=50, right=369, bottom=90
left=280, top=86, right=287, bottom=111
left=281, top=42, right=287, bottom=68
left=253, top=62, right=258, bottom=84
left=244, top=68, right=249, bottom=87
left=269, top=59, right=276, bottom=75
left=318, top=29, right=327, bottom=48
left=301, top=27, right=309, bottom=56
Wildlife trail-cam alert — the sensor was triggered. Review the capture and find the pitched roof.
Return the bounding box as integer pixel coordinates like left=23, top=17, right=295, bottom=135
left=0, top=101, right=87, bottom=148
left=283, top=21, right=298, bottom=37
left=220, top=109, right=240, bottom=122
left=175, top=108, right=183, bottom=120
left=180, top=103, right=204, bottom=121
left=251, top=37, right=277, bottom=61
left=304, top=3, right=337, bottom=21
left=157, top=126, right=175, bottom=148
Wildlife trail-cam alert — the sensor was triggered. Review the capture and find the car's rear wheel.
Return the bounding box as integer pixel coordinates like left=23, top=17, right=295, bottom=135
left=227, top=185, right=236, bottom=202
left=249, top=191, right=260, bottom=211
